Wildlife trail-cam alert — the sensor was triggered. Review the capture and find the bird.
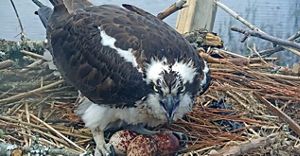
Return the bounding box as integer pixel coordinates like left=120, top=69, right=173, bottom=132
left=34, top=0, right=211, bottom=155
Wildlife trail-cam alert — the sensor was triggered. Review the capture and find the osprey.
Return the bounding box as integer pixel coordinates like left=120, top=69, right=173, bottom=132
left=35, top=0, right=210, bottom=155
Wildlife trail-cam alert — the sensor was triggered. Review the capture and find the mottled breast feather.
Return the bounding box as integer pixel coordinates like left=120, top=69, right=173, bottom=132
left=47, top=4, right=208, bottom=107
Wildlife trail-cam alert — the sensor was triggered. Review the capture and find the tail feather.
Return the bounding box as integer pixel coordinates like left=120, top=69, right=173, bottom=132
left=33, top=0, right=93, bottom=28
left=32, top=0, right=53, bottom=28
left=64, top=0, right=93, bottom=13
left=50, top=0, right=93, bottom=12
left=32, top=0, right=45, bottom=7
left=49, top=0, right=64, bottom=6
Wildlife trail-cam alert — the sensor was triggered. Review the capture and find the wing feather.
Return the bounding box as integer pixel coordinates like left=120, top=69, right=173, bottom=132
left=48, top=4, right=206, bottom=107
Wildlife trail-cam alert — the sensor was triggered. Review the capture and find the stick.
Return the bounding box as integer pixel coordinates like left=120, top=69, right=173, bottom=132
left=249, top=57, right=277, bottom=63
left=199, top=51, right=249, bottom=66
left=20, top=50, right=46, bottom=60
left=0, top=142, right=80, bottom=156
left=286, top=30, right=300, bottom=41
left=255, top=94, right=300, bottom=137
left=0, top=115, right=91, bottom=139
left=9, top=0, right=25, bottom=41
left=252, top=71, right=300, bottom=81
left=258, top=47, right=284, bottom=57
left=214, top=49, right=248, bottom=59
left=231, top=27, right=300, bottom=55
left=30, top=114, right=86, bottom=152
left=215, top=1, right=300, bottom=57
left=209, top=133, right=278, bottom=156
left=214, top=0, right=259, bottom=31
left=19, top=59, right=44, bottom=73
left=157, top=0, right=187, bottom=20
left=257, top=30, right=300, bottom=57
left=0, top=80, right=64, bottom=104
left=249, top=44, right=269, bottom=64
left=0, top=60, right=14, bottom=70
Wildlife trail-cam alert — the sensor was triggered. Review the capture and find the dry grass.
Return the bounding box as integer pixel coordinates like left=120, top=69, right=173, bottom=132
left=0, top=40, right=300, bottom=155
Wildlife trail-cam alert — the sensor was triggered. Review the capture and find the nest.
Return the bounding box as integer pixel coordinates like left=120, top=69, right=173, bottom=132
left=0, top=38, right=300, bottom=156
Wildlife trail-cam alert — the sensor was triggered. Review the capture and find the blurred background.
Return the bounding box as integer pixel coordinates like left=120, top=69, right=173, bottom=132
left=0, top=0, right=299, bottom=65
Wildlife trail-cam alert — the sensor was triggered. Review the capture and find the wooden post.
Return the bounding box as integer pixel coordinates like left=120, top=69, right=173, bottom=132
left=176, top=0, right=217, bottom=34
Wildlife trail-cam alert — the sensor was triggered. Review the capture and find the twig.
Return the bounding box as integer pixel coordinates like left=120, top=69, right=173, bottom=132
left=0, top=60, right=14, bottom=70
left=214, top=0, right=259, bottom=31
left=252, top=71, right=300, bottom=81
left=249, top=57, right=277, bottom=63
left=258, top=47, right=284, bottom=57
left=18, top=112, right=29, bottom=147
left=255, top=94, right=300, bottom=137
left=9, top=0, right=25, bottom=41
left=215, top=0, right=300, bottom=57
left=186, top=146, right=216, bottom=155
left=157, top=0, right=187, bottom=20
left=25, top=103, right=32, bottom=146
left=231, top=27, right=300, bottom=55
left=286, top=30, right=300, bottom=41
left=199, top=51, right=249, bottom=66
left=213, top=49, right=248, bottom=59
left=0, top=80, right=64, bottom=104
left=248, top=43, right=268, bottom=65
left=257, top=30, right=300, bottom=57
left=30, top=114, right=86, bottom=152
left=0, top=142, right=81, bottom=156
left=20, top=50, right=46, bottom=60
left=209, top=133, right=278, bottom=156
left=0, top=115, right=90, bottom=140
left=19, top=59, right=44, bottom=73
left=30, top=128, right=70, bottom=146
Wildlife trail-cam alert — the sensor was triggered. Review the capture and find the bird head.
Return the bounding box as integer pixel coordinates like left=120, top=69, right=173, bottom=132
left=152, top=70, right=185, bottom=124
left=144, top=58, right=209, bottom=124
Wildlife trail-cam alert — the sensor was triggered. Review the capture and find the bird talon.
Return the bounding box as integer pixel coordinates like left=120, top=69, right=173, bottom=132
left=94, top=143, right=115, bottom=156
left=172, top=131, right=188, bottom=148
left=106, top=143, right=116, bottom=156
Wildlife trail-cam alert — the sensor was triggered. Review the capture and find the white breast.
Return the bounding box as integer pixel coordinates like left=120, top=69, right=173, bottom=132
left=76, top=97, right=164, bottom=130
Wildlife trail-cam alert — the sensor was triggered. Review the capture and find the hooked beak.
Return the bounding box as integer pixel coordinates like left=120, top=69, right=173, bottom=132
left=159, top=95, right=180, bottom=124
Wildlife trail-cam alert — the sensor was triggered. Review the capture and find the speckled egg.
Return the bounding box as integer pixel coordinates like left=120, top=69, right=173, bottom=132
left=108, top=130, right=138, bottom=155
left=152, top=132, right=180, bottom=156
left=127, top=135, right=158, bottom=156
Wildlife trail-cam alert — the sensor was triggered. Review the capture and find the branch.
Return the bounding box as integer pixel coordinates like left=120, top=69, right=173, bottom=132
left=0, top=60, right=14, bottom=70
left=214, top=49, right=248, bottom=59
left=199, top=51, right=249, bottom=66
left=19, top=59, right=45, bottom=73
left=286, top=30, right=300, bottom=41
left=209, top=133, right=278, bottom=156
left=255, top=94, right=300, bottom=137
left=214, top=0, right=300, bottom=57
left=0, top=80, right=64, bottom=104
left=30, top=114, right=86, bottom=152
left=157, top=0, right=187, bottom=20
left=20, top=50, right=46, bottom=60
left=214, top=0, right=260, bottom=31
left=9, top=0, right=25, bottom=41
left=257, top=30, right=300, bottom=57
left=231, top=27, right=300, bottom=57
left=0, top=142, right=81, bottom=156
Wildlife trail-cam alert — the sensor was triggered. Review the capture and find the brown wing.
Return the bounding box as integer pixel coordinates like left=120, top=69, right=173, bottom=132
left=47, top=4, right=207, bottom=107
left=63, top=0, right=92, bottom=13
